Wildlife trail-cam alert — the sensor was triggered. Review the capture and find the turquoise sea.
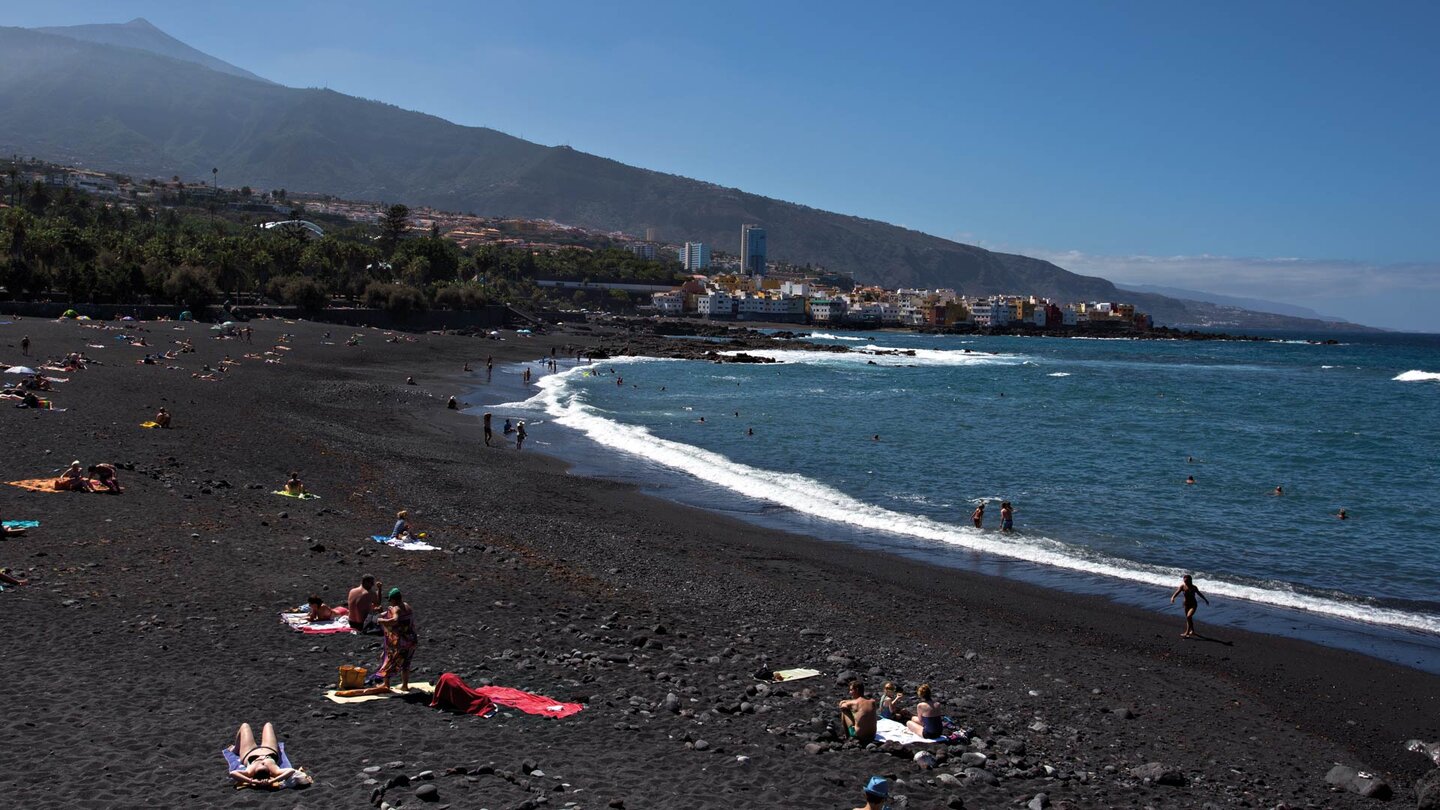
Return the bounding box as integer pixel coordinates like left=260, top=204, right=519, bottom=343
left=491, top=329, right=1440, bottom=669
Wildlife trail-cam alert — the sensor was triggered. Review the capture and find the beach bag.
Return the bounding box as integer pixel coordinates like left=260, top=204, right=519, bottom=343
left=338, top=665, right=368, bottom=690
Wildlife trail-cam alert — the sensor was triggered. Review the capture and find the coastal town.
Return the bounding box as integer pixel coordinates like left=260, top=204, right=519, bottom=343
left=8, top=162, right=1154, bottom=332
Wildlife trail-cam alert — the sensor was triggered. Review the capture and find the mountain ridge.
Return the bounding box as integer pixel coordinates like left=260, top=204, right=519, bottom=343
left=33, top=17, right=276, bottom=85
left=0, top=22, right=1373, bottom=331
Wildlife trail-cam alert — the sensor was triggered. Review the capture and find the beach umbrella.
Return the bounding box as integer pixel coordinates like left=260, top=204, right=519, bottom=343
left=62, top=309, right=79, bottom=319
left=5, top=366, right=37, bottom=375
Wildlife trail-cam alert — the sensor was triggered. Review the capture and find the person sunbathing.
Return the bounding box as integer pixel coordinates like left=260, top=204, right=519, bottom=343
left=227, top=722, right=310, bottom=790
left=16, top=391, right=42, bottom=409
left=391, top=510, right=411, bottom=541
left=55, top=461, right=92, bottom=492
left=154, top=407, right=171, bottom=428
left=905, top=683, right=944, bottom=739
left=88, top=464, right=123, bottom=493
left=1, top=568, right=28, bottom=587
left=284, top=473, right=305, bottom=495
left=305, top=596, right=336, bottom=622
left=837, top=680, right=878, bottom=745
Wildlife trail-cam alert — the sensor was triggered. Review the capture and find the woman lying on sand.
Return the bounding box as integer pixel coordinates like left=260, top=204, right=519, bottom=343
left=227, top=722, right=311, bottom=789
left=1, top=569, right=29, bottom=587
left=305, top=595, right=336, bottom=622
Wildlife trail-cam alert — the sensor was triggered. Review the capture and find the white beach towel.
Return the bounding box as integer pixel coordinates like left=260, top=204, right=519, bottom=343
left=875, top=717, right=938, bottom=745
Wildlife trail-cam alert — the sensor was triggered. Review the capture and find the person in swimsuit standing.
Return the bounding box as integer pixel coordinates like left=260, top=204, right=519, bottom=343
left=971, top=503, right=985, bottom=528
left=1169, top=574, right=1210, bottom=638
left=999, top=501, right=1014, bottom=533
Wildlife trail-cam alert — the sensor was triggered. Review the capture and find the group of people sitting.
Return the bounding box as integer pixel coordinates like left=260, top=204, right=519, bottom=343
left=838, top=680, right=945, bottom=744
left=53, top=460, right=122, bottom=493
left=302, top=574, right=419, bottom=691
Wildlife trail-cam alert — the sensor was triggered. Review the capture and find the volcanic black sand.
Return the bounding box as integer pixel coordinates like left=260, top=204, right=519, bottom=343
left=1, top=315, right=1436, bottom=809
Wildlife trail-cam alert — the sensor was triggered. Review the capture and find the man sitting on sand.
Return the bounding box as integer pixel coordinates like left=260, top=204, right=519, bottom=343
left=347, top=574, right=383, bottom=633
left=284, top=473, right=305, bottom=496
left=837, top=680, right=878, bottom=745
left=154, top=407, right=171, bottom=428
left=853, top=776, right=891, bottom=810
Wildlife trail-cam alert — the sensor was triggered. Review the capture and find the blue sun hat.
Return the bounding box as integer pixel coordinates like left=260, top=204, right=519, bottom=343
left=864, top=775, right=891, bottom=799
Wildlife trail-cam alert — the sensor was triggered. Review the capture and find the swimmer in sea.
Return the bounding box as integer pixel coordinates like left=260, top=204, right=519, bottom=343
left=1169, top=574, right=1210, bottom=638
left=872, top=434, right=880, bottom=442
left=1273, top=485, right=1284, bottom=496
left=971, top=502, right=985, bottom=528
left=1336, top=508, right=1348, bottom=520
left=1185, top=475, right=1195, bottom=485
left=747, top=427, right=754, bottom=436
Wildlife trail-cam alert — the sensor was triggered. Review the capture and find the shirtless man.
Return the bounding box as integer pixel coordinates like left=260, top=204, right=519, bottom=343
left=837, top=680, right=878, bottom=745
left=1169, top=574, right=1211, bottom=638
left=482, top=412, right=493, bottom=446
left=154, top=407, right=171, bottom=428
left=347, top=574, right=382, bottom=633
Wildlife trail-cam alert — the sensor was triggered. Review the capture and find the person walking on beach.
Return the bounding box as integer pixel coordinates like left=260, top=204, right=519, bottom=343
left=999, top=501, right=1014, bottom=533
left=482, top=412, right=493, bottom=446
left=515, top=421, right=527, bottom=451
left=20, top=335, right=30, bottom=356
left=971, top=502, right=985, bottom=528
left=1170, top=574, right=1210, bottom=638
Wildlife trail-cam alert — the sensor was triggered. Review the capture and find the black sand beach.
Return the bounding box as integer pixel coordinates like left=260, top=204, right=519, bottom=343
left=2, top=316, right=1436, bottom=809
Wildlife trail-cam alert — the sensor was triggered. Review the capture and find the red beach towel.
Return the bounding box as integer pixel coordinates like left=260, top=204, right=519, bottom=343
left=430, top=673, right=496, bottom=716
left=477, top=685, right=584, bottom=718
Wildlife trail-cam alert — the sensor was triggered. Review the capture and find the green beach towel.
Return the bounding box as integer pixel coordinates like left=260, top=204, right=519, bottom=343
left=272, top=490, right=320, bottom=500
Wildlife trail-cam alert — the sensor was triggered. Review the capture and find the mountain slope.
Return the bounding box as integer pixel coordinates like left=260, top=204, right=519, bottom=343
left=0, top=25, right=1370, bottom=330
left=1118, top=283, right=1346, bottom=323
left=33, top=18, right=275, bottom=85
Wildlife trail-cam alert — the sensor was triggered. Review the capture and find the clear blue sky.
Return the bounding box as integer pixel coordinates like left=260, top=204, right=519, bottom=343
left=5, top=0, right=1437, bottom=330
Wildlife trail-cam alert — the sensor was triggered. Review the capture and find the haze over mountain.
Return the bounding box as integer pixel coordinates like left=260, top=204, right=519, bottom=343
left=1116, top=284, right=1347, bottom=324
left=0, top=21, right=1372, bottom=330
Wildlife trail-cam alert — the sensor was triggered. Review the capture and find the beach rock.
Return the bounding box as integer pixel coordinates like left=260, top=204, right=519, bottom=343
left=936, top=773, right=963, bottom=788
left=414, top=783, right=439, bottom=801
left=963, top=767, right=998, bottom=785
left=960, top=752, right=987, bottom=766
left=947, top=797, right=966, bottom=809
left=913, top=751, right=936, bottom=769
left=608, top=800, right=625, bottom=809
left=996, top=738, right=1026, bottom=754
left=1028, top=794, right=1049, bottom=810
left=1416, top=768, right=1440, bottom=810
left=1325, top=764, right=1391, bottom=799
left=804, top=742, right=825, bottom=755
left=663, top=692, right=681, bottom=713
left=835, top=670, right=859, bottom=686
left=1131, top=762, right=1185, bottom=786
left=1410, top=741, right=1440, bottom=767
left=385, top=773, right=410, bottom=790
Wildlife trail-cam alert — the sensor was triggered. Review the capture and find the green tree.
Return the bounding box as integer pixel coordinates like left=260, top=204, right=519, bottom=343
left=379, top=204, right=410, bottom=256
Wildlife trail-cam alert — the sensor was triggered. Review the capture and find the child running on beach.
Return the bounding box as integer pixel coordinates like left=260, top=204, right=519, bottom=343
left=1170, top=574, right=1211, bottom=638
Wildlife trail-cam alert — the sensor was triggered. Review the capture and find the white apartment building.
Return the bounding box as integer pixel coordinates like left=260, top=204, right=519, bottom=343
left=808, top=298, right=846, bottom=323
left=651, top=290, right=686, bottom=316
left=696, top=290, right=737, bottom=318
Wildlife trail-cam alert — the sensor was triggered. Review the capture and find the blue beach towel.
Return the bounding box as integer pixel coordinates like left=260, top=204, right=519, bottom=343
left=2, top=520, right=39, bottom=529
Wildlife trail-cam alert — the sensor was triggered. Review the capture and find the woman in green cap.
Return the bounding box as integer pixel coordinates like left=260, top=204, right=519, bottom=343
left=375, top=588, right=418, bottom=690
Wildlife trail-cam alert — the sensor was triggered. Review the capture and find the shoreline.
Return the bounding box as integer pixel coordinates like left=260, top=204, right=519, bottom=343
left=478, top=355, right=1440, bottom=675
left=3, top=316, right=1437, bottom=808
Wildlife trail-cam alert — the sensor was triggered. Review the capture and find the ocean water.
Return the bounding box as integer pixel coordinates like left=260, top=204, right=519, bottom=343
left=490, top=330, right=1440, bottom=664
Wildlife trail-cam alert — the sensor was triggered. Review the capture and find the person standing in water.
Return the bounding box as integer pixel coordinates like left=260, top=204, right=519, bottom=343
left=999, top=501, right=1014, bottom=533
left=515, top=421, right=527, bottom=450
left=1169, top=574, right=1210, bottom=638
left=971, top=502, right=985, bottom=528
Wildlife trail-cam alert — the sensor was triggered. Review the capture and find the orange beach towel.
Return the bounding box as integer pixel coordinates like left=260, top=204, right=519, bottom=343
left=7, top=478, right=63, bottom=493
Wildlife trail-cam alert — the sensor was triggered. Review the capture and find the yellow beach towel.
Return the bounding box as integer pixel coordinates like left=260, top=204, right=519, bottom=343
left=323, top=682, right=433, bottom=704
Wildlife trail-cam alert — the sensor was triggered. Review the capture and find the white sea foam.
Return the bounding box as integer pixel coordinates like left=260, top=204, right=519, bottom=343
left=723, top=346, right=1024, bottom=368
left=1046, top=372, right=1072, bottom=377
left=1394, top=370, right=1440, bottom=382
left=505, top=363, right=1440, bottom=636
left=804, top=332, right=869, bottom=341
